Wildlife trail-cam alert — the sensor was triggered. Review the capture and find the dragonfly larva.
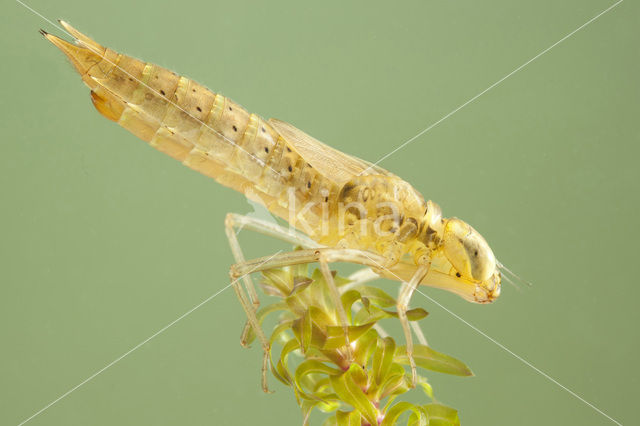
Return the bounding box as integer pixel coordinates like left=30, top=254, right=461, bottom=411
left=43, top=21, right=501, bottom=390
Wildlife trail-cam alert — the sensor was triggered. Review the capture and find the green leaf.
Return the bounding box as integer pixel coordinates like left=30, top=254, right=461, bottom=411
left=301, top=400, right=318, bottom=426
left=408, top=409, right=430, bottom=426
left=275, top=338, right=299, bottom=386
left=417, top=376, right=434, bottom=399
left=324, top=323, right=375, bottom=350
left=381, top=402, right=428, bottom=426
left=309, top=305, right=335, bottom=328
left=300, top=309, right=312, bottom=354
left=243, top=302, right=288, bottom=346
left=348, top=360, right=368, bottom=390
left=330, top=364, right=379, bottom=426
left=379, top=307, right=429, bottom=321
left=361, top=296, right=370, bottom=311
left=309, top=377, right=341, bottom=411
left=291, top=306, right=333, bottom=350
left=261, top=268, right=293, bottom=296
left=353, top=305, right=427, bottom=325
left=312, top=376, right=332, bottom=394
left=286, top=288, right=311, bottom=316
left=353, top=329, right=378, bottom=367
left=295, top=360, right=342, bottom=393
left=402, top=307, right=429, bottom=321
left=290, top=253, right=310, bottom=278
left=323, top=416, right=338, bottom=426
left=290, top=276, right=314, bottom=296
left=372, top=337, right=396, bottom=387
left=396, top=344, right=473, bottom=377
left=268, top=321, right=295, bottom=386
left=335, top=410, right=349, bottom=426
left=353, top=304, right=379, bottom=325
left=423, top=403, right=460, bottom=426
left=379, top=363, right=411, bottom=400
left=335, top=410, right=362, bottom=426
left=318, top=399, right=342, bottom=414
left=341, top=290, right=362, bottom=323
left=347, top=411, right=361, bottom=426
left=328, top=270, right=351, bottom=288
left=356, top=285, right=396, bottom=308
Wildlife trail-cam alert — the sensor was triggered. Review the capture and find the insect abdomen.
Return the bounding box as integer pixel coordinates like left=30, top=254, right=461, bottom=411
left=90, top=54, right=334, bottom=222
left=45, top=25, right=335, bottom=228
left=95, top=55, right=295, bottom=212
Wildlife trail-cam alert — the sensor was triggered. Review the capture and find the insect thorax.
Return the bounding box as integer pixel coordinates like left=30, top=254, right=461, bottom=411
left=319, top=175, right=433, bottom=263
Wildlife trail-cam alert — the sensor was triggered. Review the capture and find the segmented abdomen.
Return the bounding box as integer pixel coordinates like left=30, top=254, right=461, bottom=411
left=83, top=48, right=337, bottom=232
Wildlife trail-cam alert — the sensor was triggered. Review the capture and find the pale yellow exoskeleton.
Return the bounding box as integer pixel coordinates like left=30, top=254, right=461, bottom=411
left=43, top=22, right=501, bottom=391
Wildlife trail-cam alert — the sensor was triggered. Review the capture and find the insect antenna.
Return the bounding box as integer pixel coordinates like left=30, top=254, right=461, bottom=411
left=497, top=260, right=533, bottom=289
left=498, top=272, right=520, bottom=292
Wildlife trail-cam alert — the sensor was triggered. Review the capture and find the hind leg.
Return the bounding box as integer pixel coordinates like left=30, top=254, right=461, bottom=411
left=224, top=213, right=318, bottom=346
left=224, top=213, right=320, bottom=392
left=225, top=214, right=388, bottom=389
left=396, top=262, right=431, bottom=387
left=225, top=213, right=316, bottom=313
left=229, top=248, right=393, bottom=366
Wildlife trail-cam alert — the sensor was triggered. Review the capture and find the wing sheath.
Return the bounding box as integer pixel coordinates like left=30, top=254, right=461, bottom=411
left=268, top=118, right=396, bottom=186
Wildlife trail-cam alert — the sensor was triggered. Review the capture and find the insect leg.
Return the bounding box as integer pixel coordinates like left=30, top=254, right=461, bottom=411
left=225, top=214, right=261, bottom=313
left=225, top=215, right=381, bottom=388
left=226, top=212, right=383, bottom=304
left=226, top=213, right=318, bottom=249
left=397, top=262, right=431, bottom=387
left=225, top=213, right=320, bottom=347
left=225, top=212, right=319, bottom=310
left=230, top=248, right=389, bottom=278
left=340, top=268, right=380, bottom=292
left=225, top=213, right=315, bottom=393
left=229, top=248, right=392, bottom=366
left=225, top=215, right=384, bottom=291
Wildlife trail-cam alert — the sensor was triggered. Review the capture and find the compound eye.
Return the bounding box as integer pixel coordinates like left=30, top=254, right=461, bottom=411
left=443, top=219, right=496, bottom=282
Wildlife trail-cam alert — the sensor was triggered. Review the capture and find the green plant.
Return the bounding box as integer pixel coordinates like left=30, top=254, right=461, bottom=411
left=244, top=260, right=472, bottom=425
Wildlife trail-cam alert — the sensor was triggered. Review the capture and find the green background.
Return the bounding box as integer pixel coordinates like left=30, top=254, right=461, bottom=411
left=2, top=0, right=637, bottom=424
